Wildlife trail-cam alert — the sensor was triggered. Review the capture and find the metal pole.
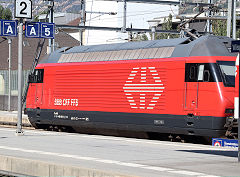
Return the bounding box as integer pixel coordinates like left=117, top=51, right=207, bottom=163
left=79, top=0, right=85, bottom=46
left=227, top=0, right=232, bottom=37
left=79, top=30, right=83, bottom=46
left=206, top=0, right=212, bottom=33
left=51, top=1, right=55, bottom=51
left=8, top=38, right=11, bottom=112
left=121, top=0, right=127, bottom=33
left=16, top=19, right=23, bottom=135
left=151, top=26, right=156, bottom=40
left=48, top=0, right=52, bottom=53
left=232, top=0, right=236, bottom=39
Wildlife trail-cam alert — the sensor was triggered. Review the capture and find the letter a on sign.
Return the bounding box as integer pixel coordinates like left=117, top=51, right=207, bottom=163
left=30, top=27, right=36, bottom=35
left=6, top=25, right=13, bottom=34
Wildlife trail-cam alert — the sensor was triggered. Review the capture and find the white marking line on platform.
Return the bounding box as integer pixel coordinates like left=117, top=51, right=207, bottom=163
left=198, top=176, right=219, bottom=177
left=0, top=128, right=236, bottom=151
left=0, top=145, right=219, bottom=177
left=142, top=166, right=173, bottom=172
left=170, top=170, right=205, bottom=176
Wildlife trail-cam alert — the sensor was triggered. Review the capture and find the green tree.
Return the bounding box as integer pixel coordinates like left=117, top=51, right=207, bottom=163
left=0, top=5, right=12, bottom=20
left=212, top=12, right=240, bottom=38
left=0, top=5, right=4, bottom=19
left=2, top=8, right=12, bottom=20
left=212, top=19, right=227, bottom=36
left=155, top=14, right=179, bottom=40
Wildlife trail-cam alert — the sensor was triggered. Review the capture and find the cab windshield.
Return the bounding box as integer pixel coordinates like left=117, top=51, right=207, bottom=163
left=217, top=61, right=235, bottom=87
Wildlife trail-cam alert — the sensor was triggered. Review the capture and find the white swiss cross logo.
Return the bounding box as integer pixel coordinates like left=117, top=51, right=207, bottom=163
left=123, top=67, right=165, bottom=109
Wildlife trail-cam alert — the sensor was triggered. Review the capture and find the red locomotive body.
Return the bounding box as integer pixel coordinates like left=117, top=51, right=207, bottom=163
left=26, top=35, right=237, bottom=138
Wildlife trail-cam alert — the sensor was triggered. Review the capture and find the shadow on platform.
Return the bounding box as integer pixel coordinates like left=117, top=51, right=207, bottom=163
left=177, top=150, right=238, bottom=157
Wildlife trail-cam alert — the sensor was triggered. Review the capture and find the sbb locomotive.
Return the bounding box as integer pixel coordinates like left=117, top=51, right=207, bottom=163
left=25, top=35, right=238, bottom=138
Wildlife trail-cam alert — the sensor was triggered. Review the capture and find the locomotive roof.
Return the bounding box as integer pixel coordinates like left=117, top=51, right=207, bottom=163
left=41, top=35, right=237, bottom=64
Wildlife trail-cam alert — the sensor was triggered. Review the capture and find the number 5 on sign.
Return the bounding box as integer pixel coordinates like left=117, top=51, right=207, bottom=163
left=15, top=0, right=32, bottom=19
left=41, top=23, right=55, bottom=39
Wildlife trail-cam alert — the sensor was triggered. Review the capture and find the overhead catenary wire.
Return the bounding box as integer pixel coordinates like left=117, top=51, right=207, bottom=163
left=81, top=8, right=175, bottom=23
left=87, top=9, right=175, bottom=23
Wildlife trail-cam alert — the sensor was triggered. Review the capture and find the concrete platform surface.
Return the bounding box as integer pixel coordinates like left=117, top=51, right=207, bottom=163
left=0, top=127, right=239, bottom=177
left=0, top=111, right=31, bottom=126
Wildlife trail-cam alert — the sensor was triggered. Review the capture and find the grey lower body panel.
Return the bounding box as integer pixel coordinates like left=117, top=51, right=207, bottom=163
left=26, top=108, right=226, bottom=137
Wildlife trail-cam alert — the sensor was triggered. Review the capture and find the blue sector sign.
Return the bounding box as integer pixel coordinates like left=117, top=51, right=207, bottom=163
left=25, top=22, right=40, bottom=38
left=25, top=22, right=55, bottom=39
left=0, top=20, right=18, bottom=37
left=41, top=23, right=55, bottom=39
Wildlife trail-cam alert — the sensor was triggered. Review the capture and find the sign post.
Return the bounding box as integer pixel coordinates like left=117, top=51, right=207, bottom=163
left=16, top=19, right=24, bottom=135
left=15, top=0, right=32, bottom=135
left=8, top=38, right=12, bottom=112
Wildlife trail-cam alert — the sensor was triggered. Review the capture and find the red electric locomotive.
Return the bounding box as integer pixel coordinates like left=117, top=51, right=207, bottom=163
left=25, top=35, right=238, bottom=138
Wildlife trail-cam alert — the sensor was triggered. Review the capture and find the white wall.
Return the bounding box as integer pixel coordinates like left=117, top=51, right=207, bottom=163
left=84, top=0, right=119, bottom=45
left=81, top=0, right=178, bottom=45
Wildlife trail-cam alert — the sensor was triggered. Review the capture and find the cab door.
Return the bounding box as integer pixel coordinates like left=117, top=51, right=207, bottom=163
left=28, top=69, right=44, bottom=108
left=35, top=82, right=43, bottom=107
left=185, top=82, right=198, bottom=110
left=184, top=64, right=204, bottom=110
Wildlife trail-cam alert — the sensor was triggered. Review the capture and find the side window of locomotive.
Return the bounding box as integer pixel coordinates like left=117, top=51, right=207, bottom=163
left=185, top=63, right=216, bottom=82
left=29, top=69, right=44, bottom=83
left=185, top=64, right=198, bottom=82
left=217, top=61, right=235, bottom=87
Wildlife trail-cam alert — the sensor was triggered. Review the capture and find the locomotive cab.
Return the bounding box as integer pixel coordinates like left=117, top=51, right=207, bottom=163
left=27, top=69, right=44, bottom=109
left=184, top=59, right=236, bottom=138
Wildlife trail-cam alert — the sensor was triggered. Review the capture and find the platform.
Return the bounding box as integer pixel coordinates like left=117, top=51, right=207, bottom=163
left=0, top=127, right=239, bottom=177
left=0, top=111, right=31, bottom=127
